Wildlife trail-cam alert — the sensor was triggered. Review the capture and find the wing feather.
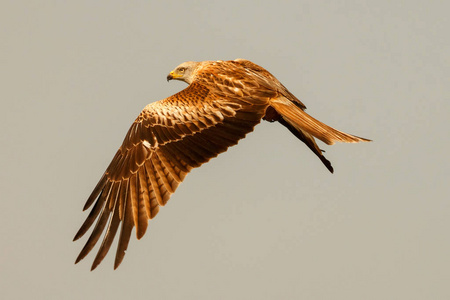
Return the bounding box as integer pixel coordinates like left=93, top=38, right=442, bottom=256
left=108, top=182, right=120, bottom=210
left=144, top=160, right=163, bottom=206
left=152, top=155, right=174, bottom=194
left=136, top=171, right=149, bottom=238
left=73, top=190, right=105, bottom=241
left=83, top=173, right=107, bottom=211
left=91, top=189, right=121, bottom=270
left=74, top=181, right=112, bottom=241
left=233, top=58, right=307, bottom=110
left=137, top=167, right=152, bottom=219
left=114, top=182, right=134, bottom=270
left=75, top=195, right=110, bottom=264
left=165, top=141, right=203, bottom=167
left=158, top=145, right=191, bottom=173
left=129, top=174, right=140, bottom=235
left=75, top=77, right=270, bottom=269
left=143, top=165, right=160, bottom=219
left=156, top=150, right=182, bottom=183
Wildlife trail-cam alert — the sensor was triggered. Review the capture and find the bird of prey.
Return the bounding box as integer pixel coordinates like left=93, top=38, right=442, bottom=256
left=74, top=59, right=370, bottom=270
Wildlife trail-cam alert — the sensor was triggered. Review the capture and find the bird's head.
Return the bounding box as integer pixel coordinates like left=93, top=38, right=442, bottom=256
left=167, top=61, right=200, bottom=84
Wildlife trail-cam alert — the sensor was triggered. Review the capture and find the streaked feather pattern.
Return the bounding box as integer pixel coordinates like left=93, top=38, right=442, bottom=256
left=75, top=59, right=370, bottom=270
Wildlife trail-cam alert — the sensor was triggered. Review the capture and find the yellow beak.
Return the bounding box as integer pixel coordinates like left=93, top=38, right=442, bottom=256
left=167, top=70, right=182, bottom=81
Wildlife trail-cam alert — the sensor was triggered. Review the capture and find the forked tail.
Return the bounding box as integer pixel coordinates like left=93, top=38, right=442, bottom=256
left=270, top=97, right=371, bottom=145
left=268, top=97, right=370, bottom=173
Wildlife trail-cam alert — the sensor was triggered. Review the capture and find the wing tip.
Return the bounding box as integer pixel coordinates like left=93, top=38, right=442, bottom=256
left=136, top=226, right=147, bottom=240
left=114, top=254, right=125, bottom=270
left=90, top=261, right=100, bottom=271
left=74, top=253, right=84, bottom=265
left=73, top=233, right=81, bottom=242
left=322, top=156, right=334, bottom=174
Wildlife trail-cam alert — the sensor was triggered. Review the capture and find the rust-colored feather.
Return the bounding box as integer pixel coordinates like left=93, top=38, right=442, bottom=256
left=74, top=59, right=370, bottom=270
left=91, top=191, right=121, bottom=270
left=114, top=185, right=134, bottom=270
left=270, top=97, right=371, bottom=145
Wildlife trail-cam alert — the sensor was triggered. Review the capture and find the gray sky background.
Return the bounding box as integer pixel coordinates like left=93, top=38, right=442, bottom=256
left=1, top=1, right=449, bottom=299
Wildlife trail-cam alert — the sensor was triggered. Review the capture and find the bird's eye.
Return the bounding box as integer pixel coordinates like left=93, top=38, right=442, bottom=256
left=178, top=67, right=186, bottom=72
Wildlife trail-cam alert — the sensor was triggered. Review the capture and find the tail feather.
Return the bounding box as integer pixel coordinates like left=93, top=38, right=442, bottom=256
left=267, top=96, right=370, bottom=173
left=271, top=98, right=371, bottom=145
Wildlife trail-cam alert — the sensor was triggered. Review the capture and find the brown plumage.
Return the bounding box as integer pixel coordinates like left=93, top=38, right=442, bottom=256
left=74, top=59, right=370, bottom=270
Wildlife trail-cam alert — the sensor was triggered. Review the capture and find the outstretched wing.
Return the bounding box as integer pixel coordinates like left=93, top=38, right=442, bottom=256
left=74, top=81, right=270, bottom=270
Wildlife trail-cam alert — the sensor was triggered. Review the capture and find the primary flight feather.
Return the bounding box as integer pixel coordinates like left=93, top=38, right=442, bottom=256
left=74, top=59, right=370, bottom=270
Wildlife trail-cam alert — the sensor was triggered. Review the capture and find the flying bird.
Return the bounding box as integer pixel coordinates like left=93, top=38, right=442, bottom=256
left=74, top=59, right=370, bottom=270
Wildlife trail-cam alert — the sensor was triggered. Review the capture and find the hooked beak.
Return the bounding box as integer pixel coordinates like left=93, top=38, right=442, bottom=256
left=167, top=70, right=183, bottom=82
